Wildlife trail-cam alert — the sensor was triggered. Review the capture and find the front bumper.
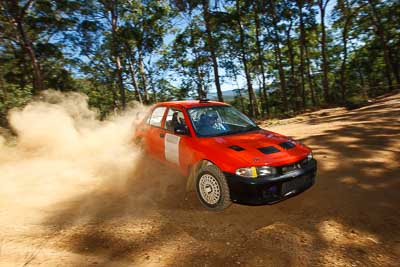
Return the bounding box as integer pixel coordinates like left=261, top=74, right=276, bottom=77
left=224, top=159, right=317, bottom=205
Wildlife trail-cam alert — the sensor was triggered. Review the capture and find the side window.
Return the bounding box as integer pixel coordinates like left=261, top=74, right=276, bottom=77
left=148, top=106, right=166, bottom=127
left=164, top=108, right=188, bottom=133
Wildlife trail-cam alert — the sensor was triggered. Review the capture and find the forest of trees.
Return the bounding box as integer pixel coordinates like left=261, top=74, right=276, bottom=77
left=0, top=0, right=399, bottom=125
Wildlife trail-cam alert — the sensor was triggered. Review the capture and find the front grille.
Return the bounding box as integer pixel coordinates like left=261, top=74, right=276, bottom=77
left=279, top=157, right=310, bottom=174
left=262, top=185, right=280, bottom=201
left=281, top=173, right=314, bottom=195
left=282, top=163, right=301, bottom=173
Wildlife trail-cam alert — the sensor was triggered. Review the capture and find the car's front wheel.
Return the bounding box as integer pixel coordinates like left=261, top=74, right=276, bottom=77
left=195, top=164, right=232, bottom=211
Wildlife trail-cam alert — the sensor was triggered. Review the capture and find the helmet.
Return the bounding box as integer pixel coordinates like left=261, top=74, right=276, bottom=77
left=206, top=111, right=218, bottom=120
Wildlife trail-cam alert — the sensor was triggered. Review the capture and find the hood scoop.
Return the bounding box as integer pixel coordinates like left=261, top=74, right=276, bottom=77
left=229, top=145, right=245, bottom=152
left=279, top=141, right=296, bottom=150
left=258, top=146, right=280, bottom=154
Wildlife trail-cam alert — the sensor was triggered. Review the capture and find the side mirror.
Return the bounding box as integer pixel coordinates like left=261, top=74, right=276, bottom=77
left=174, top=126, right=189, bottom=135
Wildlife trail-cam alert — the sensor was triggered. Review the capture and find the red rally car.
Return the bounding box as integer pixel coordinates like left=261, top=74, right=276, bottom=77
left=134, top=99, right=317, bottom=211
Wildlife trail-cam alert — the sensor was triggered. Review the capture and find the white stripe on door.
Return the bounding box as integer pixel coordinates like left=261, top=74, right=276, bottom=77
left=165, top=133, right=180, bottom=165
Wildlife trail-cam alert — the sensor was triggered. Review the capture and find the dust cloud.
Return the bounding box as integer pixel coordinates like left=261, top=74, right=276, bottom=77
left=0, top=90, right=179, bottom=224
left=0, top=90, right=191, bottom=266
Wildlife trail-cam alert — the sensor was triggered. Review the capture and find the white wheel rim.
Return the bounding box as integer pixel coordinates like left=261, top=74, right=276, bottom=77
left=199, top=174, right=221, bottom=205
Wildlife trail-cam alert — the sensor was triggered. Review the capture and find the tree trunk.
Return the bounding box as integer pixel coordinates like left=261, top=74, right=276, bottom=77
left=356, top=65, right=368, bottom=99
left=202, top=0, right=223, bottom=102
left=125, top=42, right=142, bottom=103
left=16, top=21, right=44, bottom=92
left=0, top=66, right=6, bottom=103
left=285, top=19, right=301, bottom=111
left=268, top=14, right=288, bottom=114
left=194, top=59, right=206, bottom=99
left=115, top=55, right=125, bottom=108
left=306, top=62, right=317, bottom=105
left=305, top=44, right=316, bottom=106
left=340, top=23, right=349, bottom=102
left=339, top=1, right=369, bottom=100
left=253, top=3, right=269, bottom=117
left=109, top=79, right=118, bottom=110
left=318, top=0, right=330, bottom=103
left=274, top=42, right=289, bottom=113
left=138, top=49, right=150, bottom=103
left=147, top=67, right=157, bottom=103
left=189, top=22, right=206, bottom=99
left=110, top=5, right=125, bottom=109
left=298, top=1, right=307, bottom=107
left=367, top=0, right=394, bottom=90
left=236, top=89, right=245, bottom=114
left=389, top=48, right=400, bottom=86
left=127, top=57, right=142, bottom=104
left=236, top=0, right=259, bottom=117
left=5, top=0, right=45, bottom=92
left=10, top=41, right=28, bottom=90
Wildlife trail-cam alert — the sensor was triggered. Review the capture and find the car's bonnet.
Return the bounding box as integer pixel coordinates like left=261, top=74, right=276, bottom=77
left=206, top=129, right=311, bottom=167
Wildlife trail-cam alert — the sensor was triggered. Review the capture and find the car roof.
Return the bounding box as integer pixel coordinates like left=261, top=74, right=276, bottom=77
left=154, top=100, right=230, bottom=109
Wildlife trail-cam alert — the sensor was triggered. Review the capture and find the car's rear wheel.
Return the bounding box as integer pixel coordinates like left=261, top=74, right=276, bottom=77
left=196, top=164, right=231, bottom=211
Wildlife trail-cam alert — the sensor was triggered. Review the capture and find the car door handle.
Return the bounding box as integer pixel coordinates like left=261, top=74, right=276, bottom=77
left=160, top=133, right=165, bottom=138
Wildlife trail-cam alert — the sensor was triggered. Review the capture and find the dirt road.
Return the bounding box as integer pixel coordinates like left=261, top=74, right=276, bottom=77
left=1, top=93, right=399, bottom=266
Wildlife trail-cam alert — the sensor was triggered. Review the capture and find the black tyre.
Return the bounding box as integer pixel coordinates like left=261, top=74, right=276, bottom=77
left=195, top=163, right=232, bottom=211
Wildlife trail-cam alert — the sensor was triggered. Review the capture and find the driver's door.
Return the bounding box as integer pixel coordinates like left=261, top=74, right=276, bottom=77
left=163, top=108, right=190, bottom=167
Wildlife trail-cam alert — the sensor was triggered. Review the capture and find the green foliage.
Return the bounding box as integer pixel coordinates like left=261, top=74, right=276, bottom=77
left=0, top=84, right=33, bottom=127
left=0, top=0, right=399, bottom=123
left=75, top=79, right=115, bottom=119
left=344, top=95, right=369, bottom=110
left=229, top=89, right=249, bottom=115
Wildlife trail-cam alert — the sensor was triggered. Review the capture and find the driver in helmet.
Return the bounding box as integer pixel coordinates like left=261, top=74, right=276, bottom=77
left=197, top=110, right=227, bottom=135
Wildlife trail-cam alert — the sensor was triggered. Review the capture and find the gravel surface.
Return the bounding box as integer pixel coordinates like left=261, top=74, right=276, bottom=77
left=1, top=93, right=399, bottom=267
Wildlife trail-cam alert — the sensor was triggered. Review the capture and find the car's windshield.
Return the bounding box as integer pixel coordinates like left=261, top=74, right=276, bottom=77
left=187, top=105, right=259, bottom=137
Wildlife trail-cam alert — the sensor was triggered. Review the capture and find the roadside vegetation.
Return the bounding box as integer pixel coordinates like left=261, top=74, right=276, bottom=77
left=1, top=0, right=399, bottom=124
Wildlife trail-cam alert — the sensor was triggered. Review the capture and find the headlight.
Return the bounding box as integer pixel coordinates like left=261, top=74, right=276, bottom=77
left=235, top=166, right=276, bottom=178
left=236, top=167, right=257, bottom=178
left=307, top=152, right=313, bottom=161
